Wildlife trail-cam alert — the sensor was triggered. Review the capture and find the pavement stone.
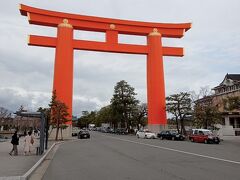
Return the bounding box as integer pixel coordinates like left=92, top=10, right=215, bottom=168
left=0, top=136, right=55, bottom=179
left=0, top=134, right=76, bottom=180
left=0, top=137, right=41, bottom=177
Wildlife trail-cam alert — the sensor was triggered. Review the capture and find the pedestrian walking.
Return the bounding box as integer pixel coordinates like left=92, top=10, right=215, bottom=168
left=32, top=131, right=40, bottom=155
left=9, top=131, right=19, bottom=156
left=23, top=131, right=34, bottom=155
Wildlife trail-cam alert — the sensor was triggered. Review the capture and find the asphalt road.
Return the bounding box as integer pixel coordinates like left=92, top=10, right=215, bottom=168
left=43, top=132, right=240, bottom=180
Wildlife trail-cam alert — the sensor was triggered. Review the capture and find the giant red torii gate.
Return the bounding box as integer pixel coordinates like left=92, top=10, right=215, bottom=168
left=20, top=4, right=191, bottom=131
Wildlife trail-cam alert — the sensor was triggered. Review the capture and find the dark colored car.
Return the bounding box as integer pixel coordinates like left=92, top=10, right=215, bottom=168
left=115, top=128, right=128, bottom=135
left=189, top=129, right=220, bottom=144
left=157, top=130, right=185, bottom=140
left=78, top=130, right=90, bottom=139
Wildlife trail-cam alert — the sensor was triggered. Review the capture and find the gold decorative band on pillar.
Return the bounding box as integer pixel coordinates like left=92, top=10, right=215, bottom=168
left=58, top=19, right=73, bottom=28
left=149, top=28, right=161, bottom=36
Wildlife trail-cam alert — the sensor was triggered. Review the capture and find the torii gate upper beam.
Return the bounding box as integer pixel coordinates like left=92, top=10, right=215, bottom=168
left=20, top=4, right=191, bottom=57
left=20, top=4, right=191, bottom=38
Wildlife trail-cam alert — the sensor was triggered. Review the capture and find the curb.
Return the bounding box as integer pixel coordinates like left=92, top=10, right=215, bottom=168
left=0, top=142, right=57, bottom=180
left=22, top=142, right=59, bottom=180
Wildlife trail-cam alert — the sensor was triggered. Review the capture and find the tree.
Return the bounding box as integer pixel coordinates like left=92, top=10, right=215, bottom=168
left=94, top=105, right=116, bottom=127
left=110, top=80, right=139, bottom=129
left=49, top=90, right=70, bottom=140
left=193, top=97, right=221, bottom=129
left=223, top=96, right=240, bottom=111
left=192, top=87, right=221, bottom=129
left=0, top=107, right=9, bottom=120
left=0, top=107, right=12, bottom=130
left=77, top=111, right=97, bottom=128
left=15, top=105, right=26, bottom=131
left=166, top=92, right=192, bottom=134
left=131, top=103, right=147, bottom=130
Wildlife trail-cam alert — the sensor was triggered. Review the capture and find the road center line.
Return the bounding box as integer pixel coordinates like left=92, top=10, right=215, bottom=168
left=101, top=134, right=240, bottom=165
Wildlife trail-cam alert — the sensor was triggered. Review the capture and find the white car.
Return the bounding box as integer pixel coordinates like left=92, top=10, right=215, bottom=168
left=72, top=127, right=80, bottom=136
left=136, top=130, right=157, bottom=139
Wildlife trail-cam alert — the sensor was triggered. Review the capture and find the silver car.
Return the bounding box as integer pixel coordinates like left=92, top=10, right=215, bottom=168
left=136, top=130, right=157, bottom=139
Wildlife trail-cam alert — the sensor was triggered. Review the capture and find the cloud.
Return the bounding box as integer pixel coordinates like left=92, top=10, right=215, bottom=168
left=0, top=0, right=240, bottom=117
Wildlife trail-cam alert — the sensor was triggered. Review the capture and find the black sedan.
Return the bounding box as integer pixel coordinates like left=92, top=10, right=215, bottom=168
left=157, top=130, right=185, bottom=140
left=115, top=128, right=128, bottom=135
left=78, top=130, right=90, bottom=139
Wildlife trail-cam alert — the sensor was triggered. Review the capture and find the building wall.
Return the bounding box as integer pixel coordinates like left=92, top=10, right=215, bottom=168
left=212, top=90, right=240, bottom=136
left=213, top=90, right=240, bottom=113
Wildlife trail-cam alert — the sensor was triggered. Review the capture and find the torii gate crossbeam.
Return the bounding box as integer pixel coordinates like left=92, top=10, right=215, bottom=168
left=20, top=4, right=191, bottom=131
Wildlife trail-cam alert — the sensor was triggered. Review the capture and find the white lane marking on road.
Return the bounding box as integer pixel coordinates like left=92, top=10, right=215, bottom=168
left=101, top=134, right=240, bottom=165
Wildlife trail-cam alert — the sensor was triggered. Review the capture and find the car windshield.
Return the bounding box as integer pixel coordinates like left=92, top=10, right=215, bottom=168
left=204, top=131, right=213, bottom=135
left=81, top=131, right=89, bottom=133
left=202, top=130, right=211, bottom=135
left=145, top=130, right=152, bottom=133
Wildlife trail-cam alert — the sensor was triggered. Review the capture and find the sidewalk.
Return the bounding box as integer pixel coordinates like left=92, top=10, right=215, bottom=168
left=222, top=135, right=240, bottom=145
left=0, top=136, right=54, bottom=179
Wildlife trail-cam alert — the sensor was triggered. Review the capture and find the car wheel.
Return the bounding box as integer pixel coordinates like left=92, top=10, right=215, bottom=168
left=204, top=139, right=208, bottom=144
left=172, top=137, right=175, bottom=141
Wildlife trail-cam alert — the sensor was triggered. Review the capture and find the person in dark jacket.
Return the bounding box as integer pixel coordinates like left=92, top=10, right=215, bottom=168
left=9, top=131, right=19, bottom=156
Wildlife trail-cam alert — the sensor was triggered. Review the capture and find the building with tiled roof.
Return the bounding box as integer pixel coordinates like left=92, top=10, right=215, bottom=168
left=212, top=74, right=240, bottom=136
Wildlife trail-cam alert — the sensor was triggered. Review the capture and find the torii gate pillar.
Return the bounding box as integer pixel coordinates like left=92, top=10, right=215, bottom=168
left=147, top=29, right=166, bottom=132
left=53, top=20, right=74, bottom=122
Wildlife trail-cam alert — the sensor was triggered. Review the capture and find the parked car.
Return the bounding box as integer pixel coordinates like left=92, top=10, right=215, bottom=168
left=72, top=127, right=80, bottom=136
left=115, top=128, right=128, bottom=135
left=189, top=129, right=220, bottom=144
left=136, top=130, right=157, bottom=139
left=157, top=130, right=185, bottom=140
left=78, top=130, right=90, bottom=139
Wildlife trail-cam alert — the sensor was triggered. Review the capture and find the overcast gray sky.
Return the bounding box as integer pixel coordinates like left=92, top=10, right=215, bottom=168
left=0, top=0, right=239, bottom=117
